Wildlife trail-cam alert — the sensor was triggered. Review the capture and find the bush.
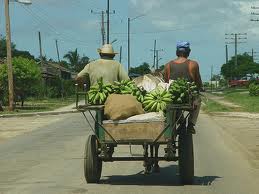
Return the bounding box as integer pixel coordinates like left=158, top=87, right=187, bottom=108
left=0, top=57, right=42, bottom=105
left=249, top=83, right=259, bottom=96
left=44, top=76, right=75, bottom=98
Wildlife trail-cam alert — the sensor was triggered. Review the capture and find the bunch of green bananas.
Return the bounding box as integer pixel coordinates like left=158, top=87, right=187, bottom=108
left=131, top=87, right=146, bottom=103
left=112, top=80, right=136, bottom=94
left=88, top=78, right=113, bottom=105
left=168, top=79, right=198, bottom=104
left=143, top=89, right=172, bottom=112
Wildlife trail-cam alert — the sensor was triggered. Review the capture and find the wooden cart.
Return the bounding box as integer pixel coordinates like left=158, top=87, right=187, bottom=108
left=76, top=83, right=197, bottom=184
left=76, top=94, right=195, bottom=184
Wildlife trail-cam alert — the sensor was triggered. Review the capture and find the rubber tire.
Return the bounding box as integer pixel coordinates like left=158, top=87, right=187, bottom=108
left=178, top=131, right=194, bottom=185
left=84, top=135, right=102, bottom=183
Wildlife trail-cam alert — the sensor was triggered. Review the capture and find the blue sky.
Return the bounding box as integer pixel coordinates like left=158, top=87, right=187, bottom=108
left=1, top=0, right=259, bottom=81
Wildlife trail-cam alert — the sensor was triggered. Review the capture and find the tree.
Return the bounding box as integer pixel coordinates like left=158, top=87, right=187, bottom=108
left=0, top=37, right=34, bottom=59
left=64, top=49, right=80, bottom=71
left=221, top=53, right=259, bottom=80
left=159, top=65, right=165, bottom=71
left=78, top=55, right=89, bottom=72
left=211, top=74, right=221, bottom=81
left=129, top=62, right=151, bottom=75
left=63, top=49, right=89, bottom=72
left=0, top=37, right=15, bottom=58
left=59, top=60, right=70, bottom=69
left=0, top=57, right=42, bottom=106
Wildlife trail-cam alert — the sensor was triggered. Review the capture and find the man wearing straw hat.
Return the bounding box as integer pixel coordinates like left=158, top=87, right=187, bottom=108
left=76, top=44, right=129, bottom=86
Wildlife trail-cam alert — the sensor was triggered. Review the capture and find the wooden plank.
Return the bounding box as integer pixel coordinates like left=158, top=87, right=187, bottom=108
left=103, top=121, right=168, bottom=142
left=103, top=119, right=165, bottom=124
left=77, top=105, right=104, bottom=111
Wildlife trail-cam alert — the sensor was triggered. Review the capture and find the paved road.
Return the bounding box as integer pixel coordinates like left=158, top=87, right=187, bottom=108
left=0, top=112, right=259, bottom=194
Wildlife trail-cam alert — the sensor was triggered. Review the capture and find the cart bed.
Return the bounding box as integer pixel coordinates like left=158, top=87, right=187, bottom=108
left=103, top=119, right=168, bottom=142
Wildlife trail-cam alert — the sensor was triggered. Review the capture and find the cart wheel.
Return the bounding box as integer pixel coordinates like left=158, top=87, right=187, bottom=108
left=84, top=135, right=102, bottom=183
left=178, top=131, right=194, bottom=185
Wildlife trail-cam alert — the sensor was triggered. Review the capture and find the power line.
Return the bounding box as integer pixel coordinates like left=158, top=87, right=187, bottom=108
left=21, top=5, right=90, bottom=46
left=246, top=49, right=259, bottom=62
left=20, top=5, right=92, bottom=48
left=30, top=4, right=90, bottom=43
left=112, top=18, right=227, bottom=35
left=225, top=33, right=247, bottom=79
left=91, top=10, right=106, bottom=46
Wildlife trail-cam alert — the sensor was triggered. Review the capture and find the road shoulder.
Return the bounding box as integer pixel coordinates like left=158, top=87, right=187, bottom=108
left=207, top=112, right=259, bottom=169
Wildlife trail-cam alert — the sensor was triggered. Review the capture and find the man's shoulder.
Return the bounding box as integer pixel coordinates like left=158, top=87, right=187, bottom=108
left=89, top=59, right=100, bottom=64
left=188, top=59, right=199, bottom=67
left=86, top=59, right=104, bottom=67
left=165, top=60, right=175, bottom=66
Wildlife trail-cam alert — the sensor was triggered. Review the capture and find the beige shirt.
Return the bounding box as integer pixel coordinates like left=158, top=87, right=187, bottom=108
left=77, top=58, right=129, bottom=85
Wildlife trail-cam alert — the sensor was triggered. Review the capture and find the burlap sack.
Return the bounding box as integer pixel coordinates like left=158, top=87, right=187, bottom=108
left=104, top=94, right=144, bottom=120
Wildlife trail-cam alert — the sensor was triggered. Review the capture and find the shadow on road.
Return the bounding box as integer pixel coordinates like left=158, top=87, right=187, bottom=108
left=100, top=165, right=221, bottom=186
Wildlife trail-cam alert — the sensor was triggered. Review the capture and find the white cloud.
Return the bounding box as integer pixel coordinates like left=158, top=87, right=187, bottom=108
left=80, top=19, right=99, bottom=30
left=151, top=20, right=177, bottom=28
left=130, top=0, right=259, bottom=38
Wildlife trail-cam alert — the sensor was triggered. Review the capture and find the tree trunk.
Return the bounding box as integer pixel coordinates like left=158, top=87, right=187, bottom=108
left=0, top=103, right=3, bottom=112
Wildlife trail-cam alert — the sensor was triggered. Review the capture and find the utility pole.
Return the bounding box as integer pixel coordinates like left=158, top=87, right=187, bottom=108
left=155, top=49, right=163, bottom=69
left=127, top=18, right=130, bottom=73
left=55, top=39, right=60, bottom=63
left=38, top=31, right=43, bottom=67
left=235, top=33, right=237, bottom=70
left=153, top=40, right=156, bottom=68
left=150, top=40, right=163, bottom=70
left=250, top=7, right=259, bottom=63
left=127, top=15, right=144, bottom=74
left=225, top=44, right=228, bottom=64
left=211, top=65, right=213, bottom=92
left=55, top=39, right=64, bottom=98
left=91, top=10, right=106, bottom=46
left=107, top=0, right=110, bottom=43
left=156, top=50, right=159, bottom=69
left=225, top=33, right=247, bottom=79
left=101, top=11, right=105, bottom=45
left=5, top=0, right=14, bottom=111
left=251, top=6, right=259, bottom=22
left=247, top=49, right=259, bottom=62
left=119, top=46, right=122, bottom=63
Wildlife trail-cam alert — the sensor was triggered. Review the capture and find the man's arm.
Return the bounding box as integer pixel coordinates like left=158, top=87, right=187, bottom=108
left=118, top=63, right=130, bottom=81
left=163, top=63, right=170, bottom=83
left=189, top=61, right=203, bottom=90
left=76, top=64, right=90, bottom=82
left=75, top=64, right=91, bottom=90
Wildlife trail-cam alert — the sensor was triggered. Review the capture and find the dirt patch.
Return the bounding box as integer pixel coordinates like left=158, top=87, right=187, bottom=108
left=210, top=112, right=259, bottom=119
left=210, top=114, right=259, bottom=168
left=205, top=93, right=241, bottom=108
left=0, top=115, right=62, bottom=142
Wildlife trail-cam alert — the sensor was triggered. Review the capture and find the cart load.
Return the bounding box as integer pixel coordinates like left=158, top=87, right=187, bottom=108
left=104, top=94, right=144, bottom=120
left=76, top=76, right=199, bottom=185
left=85, top=76, right=198, bottom=121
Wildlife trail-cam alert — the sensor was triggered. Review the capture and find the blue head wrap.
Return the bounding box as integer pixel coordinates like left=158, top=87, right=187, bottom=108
left=176, top=41, right=190, bottom=51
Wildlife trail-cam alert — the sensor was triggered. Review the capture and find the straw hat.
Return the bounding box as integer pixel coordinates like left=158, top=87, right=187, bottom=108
left=97, top=44, right=118, bottom=55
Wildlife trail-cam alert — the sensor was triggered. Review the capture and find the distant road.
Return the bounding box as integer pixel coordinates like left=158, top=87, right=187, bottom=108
left=0, top=112, right=258, bottom=194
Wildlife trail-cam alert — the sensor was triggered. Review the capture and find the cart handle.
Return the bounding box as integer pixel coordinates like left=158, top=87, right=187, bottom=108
left=88, top=111, right=118, bottom=144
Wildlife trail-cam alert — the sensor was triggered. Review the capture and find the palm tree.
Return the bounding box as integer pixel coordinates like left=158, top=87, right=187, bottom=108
left=63, top=49, right=80, bottom=71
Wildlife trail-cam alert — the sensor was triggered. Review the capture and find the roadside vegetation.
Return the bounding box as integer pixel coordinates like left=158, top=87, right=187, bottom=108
left=204, top=88, right=259, bottom=113
left=0, top=37, right=89, bottom=113
left=202, top=99, right=233, bottom=112
left=223, top=90, right=259, bottom=112
left=0, top=97, right=76, bottom=115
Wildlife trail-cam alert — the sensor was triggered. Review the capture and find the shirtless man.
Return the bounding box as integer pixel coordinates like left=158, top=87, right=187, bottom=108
left=164, top=41, right=203, bottom=133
